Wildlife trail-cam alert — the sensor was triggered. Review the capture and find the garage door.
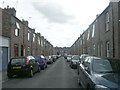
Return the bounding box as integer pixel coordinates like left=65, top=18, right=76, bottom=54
left=2, top=47, right=8, bottom=70
left=0, top=48, right=2, bottom=71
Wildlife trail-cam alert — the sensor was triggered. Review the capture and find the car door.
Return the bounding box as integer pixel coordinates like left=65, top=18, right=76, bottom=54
left=28, top=57, right=34, bottom=72
left=42, top=56, right=46, bottom=67
left=78, top=62, right=85, bottom=87
left=31, top=56, right=38, bottom=72
left=28, top=56, right=36, bottom=73
left=78, top=57, right=89, bottom=87
left=44, top=57, right=47, bottom=66
left=82, top=57, right=92, bottom=88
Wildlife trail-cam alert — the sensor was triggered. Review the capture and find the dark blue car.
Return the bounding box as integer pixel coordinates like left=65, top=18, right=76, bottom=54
left=78, top=56, right=120, bottom=90
left=34, top=55, right=47, bottom=70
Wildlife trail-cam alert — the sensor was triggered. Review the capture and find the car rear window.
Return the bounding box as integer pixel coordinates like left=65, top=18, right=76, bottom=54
left=11, top=58, right=26, bottom=65
left=93, top=59, right=120, bottom=73
left=34, top=56, right=40, bottom=60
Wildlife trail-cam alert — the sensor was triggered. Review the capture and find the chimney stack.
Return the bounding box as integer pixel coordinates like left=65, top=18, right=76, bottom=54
left=4, top=5, right=16, bottom=16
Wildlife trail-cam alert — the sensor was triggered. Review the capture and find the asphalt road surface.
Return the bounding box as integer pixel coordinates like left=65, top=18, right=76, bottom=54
left=2, top=57, right=81, bottom=88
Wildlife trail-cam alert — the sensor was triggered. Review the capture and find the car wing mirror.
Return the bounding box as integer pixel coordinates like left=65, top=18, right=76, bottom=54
left=85, top=67, right=90, bottom=73
left=85, top=67, right=87, bottom=70
left=81, top=61, right=83, bottom=64
left=85, top=67, right=89, bottom=71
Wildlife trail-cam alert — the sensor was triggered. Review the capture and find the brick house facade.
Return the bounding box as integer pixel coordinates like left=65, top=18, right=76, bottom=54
left=70, top=1, right=120, bottom=59
left=2, top=6, right=54, bottom=59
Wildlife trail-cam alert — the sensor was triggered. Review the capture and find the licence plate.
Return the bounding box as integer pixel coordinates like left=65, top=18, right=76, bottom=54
left=13, top=66, right=21, bottom=69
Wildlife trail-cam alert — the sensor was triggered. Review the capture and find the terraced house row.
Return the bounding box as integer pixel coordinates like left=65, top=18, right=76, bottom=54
left=0, top=6, right=57, bottom=70
left=70, top=1, right=120, bottom=59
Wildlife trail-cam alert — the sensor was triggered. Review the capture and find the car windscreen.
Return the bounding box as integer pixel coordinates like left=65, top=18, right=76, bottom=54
left=93, top=59, right=120, bottom=73
left=45, top=56, right=49, bottom=60
left=67, top=56, right=71, bottom=59
left=34, top=56, right=41, bottom=61
left=11, top=58, right=26, bottom=65
left=72, top=56, right=79, bottom=60
left=34, top=56, right=44, bottom=61
left=81, top=55, right=88, bottom=60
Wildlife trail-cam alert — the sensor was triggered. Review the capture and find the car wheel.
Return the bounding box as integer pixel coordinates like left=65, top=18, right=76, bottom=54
left=38, top=66, right=41, bottom=72
left=7, top=73, right=13, bottom=78
left=29, top=69, right=33, bottom=77
left=78, top=76, right=81, bottom=86
left=87, top=85, right=91, bottom=90
left=42, top=66, right=45, bottom=70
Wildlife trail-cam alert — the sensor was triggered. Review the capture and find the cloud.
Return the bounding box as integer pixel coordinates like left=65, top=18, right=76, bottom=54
left=32, top=2, right=73, bottom=23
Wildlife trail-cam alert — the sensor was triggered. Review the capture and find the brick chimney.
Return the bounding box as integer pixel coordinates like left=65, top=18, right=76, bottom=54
left=22, top=19, right=29, bottom=26
left=37, top=33, right=41, bottom=36
left=31, top=29, right=35, bottom=33
left=3, top=5, right=16, bottom=16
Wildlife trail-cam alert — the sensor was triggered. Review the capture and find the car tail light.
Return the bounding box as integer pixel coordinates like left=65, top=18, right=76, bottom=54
left=26, top=56, right=29, bottom=65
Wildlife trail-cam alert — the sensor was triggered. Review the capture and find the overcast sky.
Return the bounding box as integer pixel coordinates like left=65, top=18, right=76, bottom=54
left=0, top=0, right=110, bottom=47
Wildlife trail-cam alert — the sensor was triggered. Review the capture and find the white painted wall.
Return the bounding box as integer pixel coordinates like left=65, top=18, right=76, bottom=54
left=0, top=36, right=9, bottom=47
left=0, top=36, right=10, bottom=69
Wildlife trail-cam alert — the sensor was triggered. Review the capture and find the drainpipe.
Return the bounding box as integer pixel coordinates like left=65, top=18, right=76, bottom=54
left=111, top=2, right=115, bottom=57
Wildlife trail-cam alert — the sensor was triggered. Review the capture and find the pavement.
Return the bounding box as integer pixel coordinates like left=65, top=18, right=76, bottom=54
left=0, top=70, right=8, bottom=83
left=0, top=70, right=8, bottom=89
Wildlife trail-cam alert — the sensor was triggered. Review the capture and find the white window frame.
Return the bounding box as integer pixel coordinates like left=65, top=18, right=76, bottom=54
left=83, top=34, right=85, bottom=44
left=92, top=24, right=95, bottom=38
left=33, top=34, right=35, bottom=42
left=28, top=32, right=30, bottom=41
left=41, top=40, right=43, bottom=47
left=38, top=37, right=40, bottom=45
left=100, top=43, right=103, bottom=56
left=106, top=41, right=110, bottom=57
left=98, top=44, right=100, bottom=56
left=87, top=29, right=90, bottom=40
left=80, top=38, right=82, bottom=45
left=16, top=22, right=20, bottom=29
left=28, top=46, right=30, bottom=52
left=93, top=44, right=95, bottom=55
left=105, top=12, right=110, bottom=31
left=15, top=28, right=19, bottom=36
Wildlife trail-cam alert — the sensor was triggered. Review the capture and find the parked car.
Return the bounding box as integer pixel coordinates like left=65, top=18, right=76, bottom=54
left=7, top=56, right=40, bottom=78
left=78, top=56, right=120, bottom=90
left=51, top=55, right=57, bottom=62
left=64, top=55, right=67, bottom=59
left=80, top=54, right=90, bottom=63
left=34, top=55, right=47, bottom=70
left=77, top=54, right=89, bottom=74
left=45, top=56, right=53, bottom=64
left=70, top=55, right=80, bottom=69
left=66, top=55, right=72, bottom=62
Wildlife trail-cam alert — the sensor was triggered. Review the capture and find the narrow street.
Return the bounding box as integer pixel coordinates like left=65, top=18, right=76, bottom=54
left=2, top=57, right=81, bottom=88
